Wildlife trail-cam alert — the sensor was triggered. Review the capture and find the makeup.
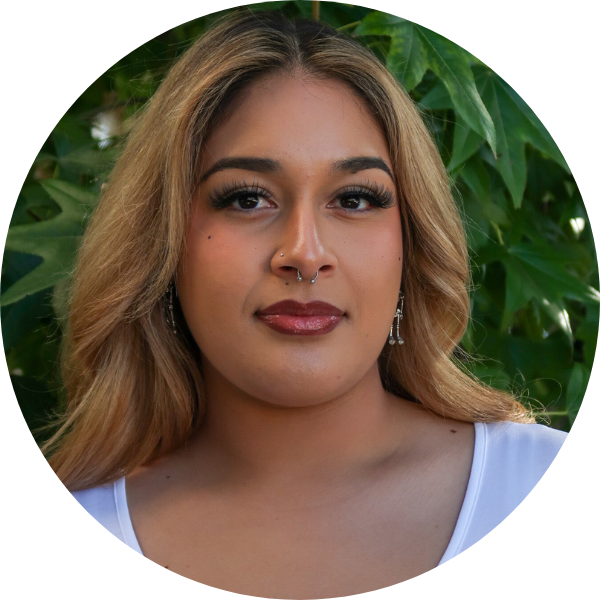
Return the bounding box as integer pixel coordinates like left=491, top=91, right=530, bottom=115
left=257, top=314, right=342, bottom=335
left=207, top=178, right=396, bottom=213
left=256, top=300, right=344, bottom=335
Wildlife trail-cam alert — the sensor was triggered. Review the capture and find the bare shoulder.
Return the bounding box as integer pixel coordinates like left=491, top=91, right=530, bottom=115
left=385, top=393, right=475, bottom=461
left=381, top=394, right=475, bottom=513
left=126, top=442, right=199, bottom=515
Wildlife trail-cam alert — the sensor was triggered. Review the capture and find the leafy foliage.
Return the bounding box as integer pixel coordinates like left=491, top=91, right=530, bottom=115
left=2, top=1, right=596, bottom=437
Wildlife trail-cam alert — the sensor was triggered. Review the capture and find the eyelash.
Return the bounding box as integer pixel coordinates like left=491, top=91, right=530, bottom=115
left=208, top=180, right=396, bottom=213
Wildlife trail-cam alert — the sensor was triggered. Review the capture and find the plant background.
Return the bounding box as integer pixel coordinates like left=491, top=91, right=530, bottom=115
left=2, top=1, right=597, bottom=442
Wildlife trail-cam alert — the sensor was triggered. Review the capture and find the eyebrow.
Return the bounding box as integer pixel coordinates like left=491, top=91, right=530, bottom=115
left=198, top=155, right=395, bottom=183
left=199, top=157, right=281, bottom=183
left=330, top=157, right=395, bottom=181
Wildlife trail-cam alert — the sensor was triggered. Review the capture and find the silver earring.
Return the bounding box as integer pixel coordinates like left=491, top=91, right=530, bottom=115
left=296, top=269, right=319, bottom=283
left=388, top=292, right=404, bottom=345
left=165, top=281, right=177, bottom=335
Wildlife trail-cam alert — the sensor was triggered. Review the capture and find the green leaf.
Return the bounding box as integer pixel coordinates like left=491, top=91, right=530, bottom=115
left=355, top=14, right=496, bottom=153
left=472, top=328, right=573, bottom=396
left=354, top=11, right=405, bottom=32
left=576, top=304, right=599, bottom=368
left=459, top=157, right=509, bottom=228
left=10, top=375, right=58, bottom=444
left=509, top=245, right=599, bottom=302
left=354, top=16, right=425, bottom=91
left=1, top=181, right=96, bottom=306
left=418, top=81, right=453, bottom=110
left=1, top=290, right=50, bottom=352
left=448, top=113, right=483, bottom=171
left=498, top=243, right=600, bottom=329
left=248, top=1, right=292, bottom=10
left=566, top=362, right=590, bottom=424
left=459, top=187, right=491, bottom=251
left=468, top=360, right=512, bottom=391
left=32, top=151, right=58, bottom=165
left=57, top=147, right=118, bottom=175
left=539, top=299, right=573, bottom=342
left=295, top=0, right=318, bottom=18
left=502, top=255, right=541, bottom=330
left=474, top=66, right=568, bottom=208
left=9, top=184, right=61, bottom=226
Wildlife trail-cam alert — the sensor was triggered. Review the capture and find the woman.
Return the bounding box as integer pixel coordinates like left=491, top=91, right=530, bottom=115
left=45, top=11, right=565, bottom=598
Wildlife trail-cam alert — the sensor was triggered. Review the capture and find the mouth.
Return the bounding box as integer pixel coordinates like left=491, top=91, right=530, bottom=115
left=255, top=300, right=345, bottom=336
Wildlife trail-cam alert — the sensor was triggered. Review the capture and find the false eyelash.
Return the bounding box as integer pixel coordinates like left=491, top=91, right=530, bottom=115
left=207, top=179, right=396, bottom=211
left=336, top=181, right=396, bottom=209
left=208, top=180, right=275, bottom=210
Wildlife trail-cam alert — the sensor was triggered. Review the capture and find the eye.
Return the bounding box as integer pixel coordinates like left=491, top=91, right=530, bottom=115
left=232, top=193, right=272, bottom=210
left=208, top=182, right=276, bottom=212
left=336, top=194, right=373, bottom=211
left=209, top=181, right=395, bottom=213
left=330, top=184, right=396, bottom=212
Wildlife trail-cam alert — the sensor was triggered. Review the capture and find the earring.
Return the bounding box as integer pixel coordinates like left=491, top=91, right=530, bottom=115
left=310, top=270, right=318, bottom=284
left=388, top=292, right=404, bottom=345
left=297, top=269, right=303, bottom=282
left=165, top=281, right=177, bottom=334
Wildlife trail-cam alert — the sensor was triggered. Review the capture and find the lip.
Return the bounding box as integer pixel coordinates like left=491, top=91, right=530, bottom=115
left=256, top=300, right=345, bottom=335
left=257, top=300, right=344, bottom=316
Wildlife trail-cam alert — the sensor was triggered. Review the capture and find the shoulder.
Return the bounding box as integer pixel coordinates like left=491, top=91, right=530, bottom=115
left=72, top=478, right=142, bottom=553
left=72, top=481, right=116, bottom=512
left=72, top=481, right=120, bottom=535
left=479, top=421, right=567, bottom=483
left=472, top=422, right=565, bottom=514
left=441, top=422, right=567, bottom=562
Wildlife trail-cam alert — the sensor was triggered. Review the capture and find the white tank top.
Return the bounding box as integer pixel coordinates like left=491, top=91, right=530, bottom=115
left=72, top=421, right=566, bottom=565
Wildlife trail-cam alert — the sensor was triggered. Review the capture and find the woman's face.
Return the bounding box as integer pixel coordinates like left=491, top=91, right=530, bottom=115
left=178, top=74, right=403, bottom=407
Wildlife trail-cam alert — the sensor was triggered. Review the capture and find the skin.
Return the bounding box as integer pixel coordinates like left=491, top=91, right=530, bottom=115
left=126, top=74, right=474, bottom=598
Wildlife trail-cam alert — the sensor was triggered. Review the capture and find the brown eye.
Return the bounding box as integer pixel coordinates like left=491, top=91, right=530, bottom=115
left=236, top=194, right=261, bottom=209
left=209, top=183, right=276, bottom=211
left=339, top=196, right=363, bottom=210
left=331, top=185, right=396, bottom=212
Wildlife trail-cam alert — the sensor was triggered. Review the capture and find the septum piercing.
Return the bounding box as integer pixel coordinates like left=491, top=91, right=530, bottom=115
left=280, top=254, right=319, bottom=283
left=296, top=269, right=319, bottom=283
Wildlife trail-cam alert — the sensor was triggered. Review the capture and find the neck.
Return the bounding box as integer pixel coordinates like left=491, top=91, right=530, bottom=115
left=186, top=360, right=409, bottom=484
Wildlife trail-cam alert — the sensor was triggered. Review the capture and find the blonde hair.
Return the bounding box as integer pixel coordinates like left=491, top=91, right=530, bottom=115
left=44, top=10, right=532, bottom=491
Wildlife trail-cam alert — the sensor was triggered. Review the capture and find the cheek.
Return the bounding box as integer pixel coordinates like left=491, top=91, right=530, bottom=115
left=346, top=227, right=403, bottom=348
left=378, top=209, right=403, bottom=271
left=344, top=219, right=403, bottom=311
left=177, top=216, right=260, bottom=341
left=179, top=230, right=219, bottom=303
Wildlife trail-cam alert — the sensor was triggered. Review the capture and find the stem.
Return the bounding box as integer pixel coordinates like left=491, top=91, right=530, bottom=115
left=312, top=1, right=320, bottom=21
left=338, top=20, right=361, bottom=32
left=491, top=222, right=504, bottom=246
left=26, top=208, right=42, bottom=222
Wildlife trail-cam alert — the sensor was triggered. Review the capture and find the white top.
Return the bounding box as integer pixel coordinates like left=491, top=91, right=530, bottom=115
left=72, top=421, right=566, bottom=565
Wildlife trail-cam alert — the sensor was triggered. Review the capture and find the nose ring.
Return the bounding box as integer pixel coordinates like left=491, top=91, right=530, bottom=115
left=296, top=269, right=319, bottom=284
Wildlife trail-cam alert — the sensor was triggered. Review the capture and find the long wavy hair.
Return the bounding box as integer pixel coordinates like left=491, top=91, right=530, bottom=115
left=44, top=10, right=533, bottom=491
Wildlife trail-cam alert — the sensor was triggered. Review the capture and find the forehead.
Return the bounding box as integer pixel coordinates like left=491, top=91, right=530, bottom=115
left=200, top=74, right=391, bottom=170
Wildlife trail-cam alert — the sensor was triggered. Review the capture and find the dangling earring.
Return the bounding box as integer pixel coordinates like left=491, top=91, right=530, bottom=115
left=388, top=292, right=405, bottom=346
left=165, top=280, right=177, bottom=335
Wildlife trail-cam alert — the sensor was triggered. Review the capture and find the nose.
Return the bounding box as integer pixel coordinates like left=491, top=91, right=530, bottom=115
left=271, top=200, right=337, bottom=283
